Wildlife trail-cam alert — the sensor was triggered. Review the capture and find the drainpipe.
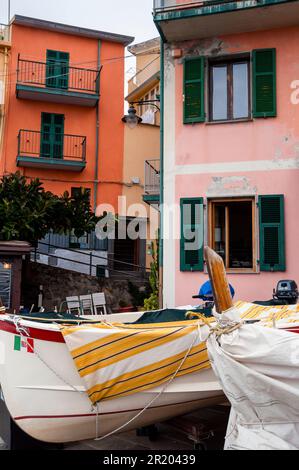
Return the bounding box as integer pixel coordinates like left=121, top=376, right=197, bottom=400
left=2, top=45, right=10, bottom=173
left=159, top=38, right=165, bottom=308
left=94, top=40, right=101, bottom=212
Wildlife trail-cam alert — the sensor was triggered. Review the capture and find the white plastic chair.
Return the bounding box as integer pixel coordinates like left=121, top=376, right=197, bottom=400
left=92, top=292, right=107, bottom=315
left=79, top=294, right=94, bottom=315
left=66, top=296, right=81, bottom=315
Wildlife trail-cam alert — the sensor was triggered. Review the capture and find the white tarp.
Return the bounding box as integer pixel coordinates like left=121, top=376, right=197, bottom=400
left=207, top=309, right=299, bottom=450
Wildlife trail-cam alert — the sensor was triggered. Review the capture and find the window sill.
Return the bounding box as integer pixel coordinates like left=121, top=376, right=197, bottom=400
left=205, top=118, right=253, bottom=125
left=204, top=267, right=259, bottom=275
left=226, top=268, right=258, bottom=274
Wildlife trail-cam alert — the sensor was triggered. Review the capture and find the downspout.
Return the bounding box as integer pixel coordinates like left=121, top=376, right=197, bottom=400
left=1, top=45, right=10, bottom=174
left=94, top=39, right=101, bottom=212
left=159, top=38, right=165, bottom=308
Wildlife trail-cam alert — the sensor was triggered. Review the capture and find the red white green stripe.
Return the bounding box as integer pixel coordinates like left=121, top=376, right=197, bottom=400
left=14, top=335, right=34, bottom=353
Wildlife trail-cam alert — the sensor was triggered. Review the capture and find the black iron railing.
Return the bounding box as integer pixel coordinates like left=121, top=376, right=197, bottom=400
left=17, top=56, right=101, bottom=94
left=18, top=130, right=86, bottom=162
left=145, top=159, right=160, bottom=194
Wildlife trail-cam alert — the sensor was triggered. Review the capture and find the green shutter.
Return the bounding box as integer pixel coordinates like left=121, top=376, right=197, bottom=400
left=40, top=113, right=64, bottom=159
left=180, top=198, right=204, bottom=271
left=183, top=57, right=205, bottom=124
left=46, top=50, right=69, bottom=89
left=259, top=195, right=285, bottom=271
left=252, top=49, right=276, bottom=118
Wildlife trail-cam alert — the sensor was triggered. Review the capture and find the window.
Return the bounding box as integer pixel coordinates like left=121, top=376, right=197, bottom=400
left=209, top=57, right=250, bottom=122
left=46, top=50, right=69, bottom=90
left=179, top=194, right=285, bottom=274
left=40, top=113, right=64, bottom=159
left=114, top=217, right=147, bottom=272
left=183, top=49, right=276, bottom=124
left=0, top=262, right=12, bottom=308
left=137, top=84, right=160, bottom=124
left=209, top=198, right=255, bottom=271
left=71, top=187, right=91, bottom=201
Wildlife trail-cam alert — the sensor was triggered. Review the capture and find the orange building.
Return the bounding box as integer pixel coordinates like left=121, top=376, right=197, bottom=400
left=1, top=15, right=133, bottom=212
left=0, top=23, right=11, bottom=158
left=121, top=38, right=160, bottom=271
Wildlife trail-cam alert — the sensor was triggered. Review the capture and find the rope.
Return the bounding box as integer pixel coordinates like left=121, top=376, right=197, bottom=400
left=185, top=310, right=243, bottom=338
left=210, top=322, right=243, bottom=337
left=93, top=321, right=204, bottom=441
left=10, top=315, right=208, bottom=442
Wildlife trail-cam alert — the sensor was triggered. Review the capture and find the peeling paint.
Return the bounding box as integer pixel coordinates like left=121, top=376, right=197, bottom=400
left=174, top=37, right=228, bottom=63
left=206, top=176, right=257, bottom=197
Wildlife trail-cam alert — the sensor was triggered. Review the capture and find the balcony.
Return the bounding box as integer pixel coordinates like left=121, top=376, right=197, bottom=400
left=16, top=57, right=101, bottom=107
left=17, top=130, right=86, bottom=172
left=143, top=159, right=160, bottom=205
left=0, top=24, right=10, bottom=43
left=153, top=0, right=299, bottom=42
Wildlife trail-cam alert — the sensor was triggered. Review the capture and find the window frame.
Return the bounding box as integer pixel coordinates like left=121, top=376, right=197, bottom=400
left=208, top=55, right=251, bottom=123
left=208, top=197, right=258, bottom=273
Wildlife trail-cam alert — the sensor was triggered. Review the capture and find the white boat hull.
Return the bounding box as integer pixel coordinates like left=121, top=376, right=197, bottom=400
left=0, top=314, right=224, bottom=443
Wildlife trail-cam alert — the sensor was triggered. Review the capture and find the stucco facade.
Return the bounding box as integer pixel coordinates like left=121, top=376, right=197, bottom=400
left=1, top=16, right=133, bottom=212
left=156, top=2, right=299, bottom=307
left=122, top=38, right=160, bottom=269
left=0, top=24, right=10, bottom=160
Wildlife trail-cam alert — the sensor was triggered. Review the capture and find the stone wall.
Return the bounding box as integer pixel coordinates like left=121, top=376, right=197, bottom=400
left=21, top=261, right=149, bottom=313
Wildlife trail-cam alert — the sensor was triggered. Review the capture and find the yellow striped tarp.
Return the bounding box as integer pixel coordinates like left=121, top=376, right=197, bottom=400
left=234, top=300, right=299, bottom=326
left=60, top=302, right=299, bottom=404
left=61, top=320, right=210, bottom=404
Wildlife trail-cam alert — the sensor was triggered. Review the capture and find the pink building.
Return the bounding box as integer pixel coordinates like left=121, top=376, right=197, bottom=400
left=154, top=0, right=299, bottom=307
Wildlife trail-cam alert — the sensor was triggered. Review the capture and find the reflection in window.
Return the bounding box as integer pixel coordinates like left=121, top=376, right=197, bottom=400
left=212, top=66, right=228, bottom=121
left=210, top=58, right=250, bottom=121
left=233, top=63, right=249, bottom=119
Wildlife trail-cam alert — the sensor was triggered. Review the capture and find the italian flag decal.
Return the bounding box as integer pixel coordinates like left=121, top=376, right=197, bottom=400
left=14, top=336, right=34, bottom=353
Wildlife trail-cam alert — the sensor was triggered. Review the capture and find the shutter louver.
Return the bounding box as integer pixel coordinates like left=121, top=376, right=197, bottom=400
left=46, top=50, right=69, bottom=90
left=41, top=113, right=64, bottom=160
left=253, top=49, right=276, bottom=118
left=259, top=195, right=285, bottom=271
left=184, top=57, right=205, bottom=124
left=180, top=198, right=204, bottom=271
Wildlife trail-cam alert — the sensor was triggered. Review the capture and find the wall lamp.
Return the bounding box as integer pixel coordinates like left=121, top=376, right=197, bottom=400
left=2, top=261, right=12, bottom=270
left=122, top=99, right=160, bottom=129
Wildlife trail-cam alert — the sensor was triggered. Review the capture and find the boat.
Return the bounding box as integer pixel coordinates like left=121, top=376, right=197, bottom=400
left=203, top=246, right=299, bottom=450
left=0, top=246, right=298, bottom=445
left=0, top=310, right=224, bottom=444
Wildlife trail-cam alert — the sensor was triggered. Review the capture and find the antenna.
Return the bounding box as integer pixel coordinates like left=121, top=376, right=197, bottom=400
left=7, top=0, right=10, bottom=24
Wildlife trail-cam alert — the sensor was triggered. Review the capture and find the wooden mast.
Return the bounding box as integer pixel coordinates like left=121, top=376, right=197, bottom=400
left=204, top=246, right=233, bottom=313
